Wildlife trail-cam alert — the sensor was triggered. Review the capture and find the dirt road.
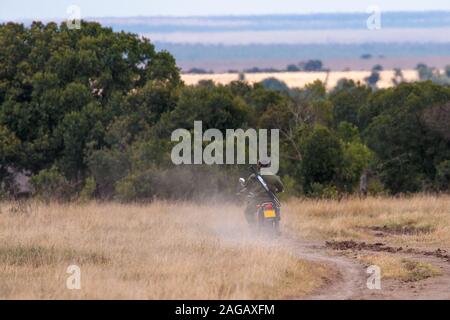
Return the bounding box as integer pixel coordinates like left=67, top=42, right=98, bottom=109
left=287, top=239, right=450, bottom=300
left=212, top=214, right=450, bottom=300
left=285, top=240, right=366, bottom=300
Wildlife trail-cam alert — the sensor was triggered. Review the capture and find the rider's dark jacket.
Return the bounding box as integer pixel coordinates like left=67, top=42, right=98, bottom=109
left=245, top=173, right=284, bottom=202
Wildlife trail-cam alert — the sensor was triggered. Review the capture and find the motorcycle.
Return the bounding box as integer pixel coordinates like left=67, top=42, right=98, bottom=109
left=237, top=168, right=281, bottom=236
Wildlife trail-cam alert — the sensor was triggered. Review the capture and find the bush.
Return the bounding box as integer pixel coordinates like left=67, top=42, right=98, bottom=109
left=115, top=171, right=155, bottom=202
left=310, top=183, right=339, bottom=199
left=30, top=167, right=72, bottom=201
left=87, top=149, right=129, bottom=198
left=115, top=166, right=239, bottom=202
left=368, top=178, right=386, bottom=196
left=79, top=176, right=97, bottom=200
left=280, top=175, right=302, bottom=198
left=436, top=160, right=450, bottom=191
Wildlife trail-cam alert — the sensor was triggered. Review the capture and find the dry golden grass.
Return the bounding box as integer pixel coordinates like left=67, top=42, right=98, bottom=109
left=2, top=195, right=448, bottom=298
left=182, top=70, right=419, bottom=90
left=284, top=195, right=450, bottom=248
left=0, top=200, right=330, bottom=300
left=356, top=253, right=441, bottom=282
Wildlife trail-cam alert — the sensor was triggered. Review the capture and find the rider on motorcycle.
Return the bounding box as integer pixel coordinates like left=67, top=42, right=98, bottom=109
left=243, top=160, right=284, bottom=225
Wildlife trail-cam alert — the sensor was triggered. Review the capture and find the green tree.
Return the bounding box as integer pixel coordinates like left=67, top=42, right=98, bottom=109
left=330, top=80, right=371, bottom=128
left=365, top=71, right=380, bottom=88
left=301, top=126, right=344, bottom=193
left=156, top=85, right=249, bottom=136
left=260, top=77, right=290, bottom=92
left=339, top=141, right=373, bottom=192
left=0, top=21, right=180, bottom=192
left=364, top=82, right=450, bottom=193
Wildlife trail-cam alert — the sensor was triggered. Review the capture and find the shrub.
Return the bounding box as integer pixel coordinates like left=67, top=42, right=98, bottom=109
left=436, top=160, right=450, bottom=191
left=79, top=176, right=97, bottom=200
left=310, top=183, right=339, bottom=199
left=368, top=178, right=386, bottom=196
left=280, top=175, right=302, bottom=198
left=30, top=167, right=72, bottom=201
left=87, top=149, right=129, bottom=197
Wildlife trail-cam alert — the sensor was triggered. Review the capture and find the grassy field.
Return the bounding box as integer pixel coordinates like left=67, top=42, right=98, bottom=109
left=284, top=195, right=450, bottom=247
left=1, top=195, right=449, bottom=299
left=0, top=201, right=330, bottom=299
left=356, top=253, right=441, bottom=282
left=181, top=70, right=419, bottom=90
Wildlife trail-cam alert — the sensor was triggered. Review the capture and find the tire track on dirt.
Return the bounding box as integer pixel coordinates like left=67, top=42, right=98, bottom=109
left=364, top=253, right=450, bottom=300
left=317, top=240, right=450, bottom=299
left=281, top=239, right=367, bottom=300
left=283, top=238, right=450, bottom=300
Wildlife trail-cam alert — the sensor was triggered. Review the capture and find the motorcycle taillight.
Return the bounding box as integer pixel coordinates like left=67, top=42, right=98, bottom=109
left=264, top=203, right=273, bottom=210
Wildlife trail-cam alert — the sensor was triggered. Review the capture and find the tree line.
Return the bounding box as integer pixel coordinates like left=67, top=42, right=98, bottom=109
left=0, top=21, right=449, bottom=201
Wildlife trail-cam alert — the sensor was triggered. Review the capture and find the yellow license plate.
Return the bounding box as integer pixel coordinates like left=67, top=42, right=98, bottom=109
left=264, top=209, right=276, bottom=218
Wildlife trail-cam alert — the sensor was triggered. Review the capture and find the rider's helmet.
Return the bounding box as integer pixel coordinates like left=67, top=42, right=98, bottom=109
left=257, top=159, right=271, bottom=171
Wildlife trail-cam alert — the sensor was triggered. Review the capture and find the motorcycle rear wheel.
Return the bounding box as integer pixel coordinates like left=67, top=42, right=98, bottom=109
left=258, top=219, right=280, bottom=237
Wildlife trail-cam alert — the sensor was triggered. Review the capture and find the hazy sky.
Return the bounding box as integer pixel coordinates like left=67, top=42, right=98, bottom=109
left=2, top=0, right=450, bottom=20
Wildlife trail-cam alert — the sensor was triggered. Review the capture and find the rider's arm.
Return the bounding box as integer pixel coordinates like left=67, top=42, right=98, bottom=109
left=245, top=173, right=256, bottom=187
